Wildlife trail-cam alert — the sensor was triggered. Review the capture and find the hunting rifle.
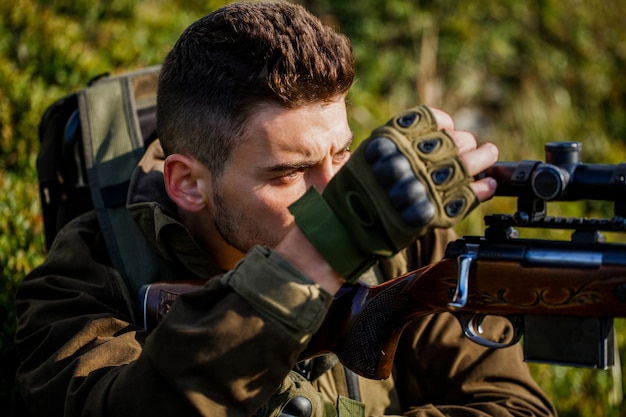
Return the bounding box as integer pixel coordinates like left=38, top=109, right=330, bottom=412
left=140, top=141, right=626, bottom=380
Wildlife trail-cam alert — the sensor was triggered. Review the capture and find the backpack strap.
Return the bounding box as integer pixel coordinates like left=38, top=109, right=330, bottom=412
left=37, top=92, right=80, bottom=249
left=77, top=66, right=179, bottom=296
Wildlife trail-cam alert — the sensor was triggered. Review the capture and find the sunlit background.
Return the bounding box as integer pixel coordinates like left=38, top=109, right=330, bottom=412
left=1, top=1, right=625, bottom=416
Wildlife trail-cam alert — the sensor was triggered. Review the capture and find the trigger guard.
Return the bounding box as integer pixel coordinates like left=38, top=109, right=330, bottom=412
left=456, top=313, right=524, bottom=349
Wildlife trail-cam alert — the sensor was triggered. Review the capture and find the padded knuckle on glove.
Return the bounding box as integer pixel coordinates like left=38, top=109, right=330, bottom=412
left=367, top=106, right=478, bottom=231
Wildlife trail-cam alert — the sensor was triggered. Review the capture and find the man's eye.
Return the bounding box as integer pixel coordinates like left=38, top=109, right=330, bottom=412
left=274, top=169, right=303, bottom=183
left=334, top=148, right=351, bottom=163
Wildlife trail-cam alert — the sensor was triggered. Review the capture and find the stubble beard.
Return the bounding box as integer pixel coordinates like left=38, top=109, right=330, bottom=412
left=212, top=187, right=281, bottom=254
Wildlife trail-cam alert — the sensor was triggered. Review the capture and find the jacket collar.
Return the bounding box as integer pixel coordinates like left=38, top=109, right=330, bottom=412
left=126, top=166, right=223, bottom=279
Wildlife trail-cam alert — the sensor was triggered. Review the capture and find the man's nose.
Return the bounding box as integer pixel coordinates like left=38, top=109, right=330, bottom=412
left=309, top=160, right=337, bottom=192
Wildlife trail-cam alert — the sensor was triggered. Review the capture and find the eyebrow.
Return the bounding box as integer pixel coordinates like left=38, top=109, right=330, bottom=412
left=262, top=161, right=314, bottom=173
left=261, top=135, right=353, bottom=173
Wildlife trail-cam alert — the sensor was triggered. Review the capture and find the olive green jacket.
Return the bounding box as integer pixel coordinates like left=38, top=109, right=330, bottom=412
left=14, top=167, right=556, bottom=417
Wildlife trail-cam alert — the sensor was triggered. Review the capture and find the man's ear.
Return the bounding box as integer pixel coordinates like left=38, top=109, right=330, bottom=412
left=163, top=154, right=210, bottom=212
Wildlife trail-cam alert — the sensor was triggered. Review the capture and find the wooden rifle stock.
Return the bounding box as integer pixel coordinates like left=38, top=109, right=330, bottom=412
left=139, top=248, right=626, bottom=380
left=303, top=256, right=626, bottom=379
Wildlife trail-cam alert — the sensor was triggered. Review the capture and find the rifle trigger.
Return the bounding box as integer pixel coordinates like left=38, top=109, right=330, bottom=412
left=448, top=252, right=476, bottom=309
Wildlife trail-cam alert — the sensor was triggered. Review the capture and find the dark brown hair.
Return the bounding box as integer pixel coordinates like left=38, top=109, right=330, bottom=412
left=157, top=1, right=355, bottom=177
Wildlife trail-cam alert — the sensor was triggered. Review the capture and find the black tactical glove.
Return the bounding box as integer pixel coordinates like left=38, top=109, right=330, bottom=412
left=289, top=105, right=478, bottom=282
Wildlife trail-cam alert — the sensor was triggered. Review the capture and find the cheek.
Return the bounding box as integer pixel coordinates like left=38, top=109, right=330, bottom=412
left=254, top=186, right=307, bottom=224
left=218, top=173, right=308, bottom=226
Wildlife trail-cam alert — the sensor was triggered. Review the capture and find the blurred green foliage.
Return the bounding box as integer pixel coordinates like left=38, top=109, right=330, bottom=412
left=1, top=0, right=626, bottom=416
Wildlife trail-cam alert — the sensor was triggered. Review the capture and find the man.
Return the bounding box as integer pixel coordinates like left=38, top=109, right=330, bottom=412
left=15, top=2, right=556, bottom=416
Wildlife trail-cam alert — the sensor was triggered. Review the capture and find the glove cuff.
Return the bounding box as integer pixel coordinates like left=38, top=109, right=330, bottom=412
left=289, top=187, right=377, bottom=282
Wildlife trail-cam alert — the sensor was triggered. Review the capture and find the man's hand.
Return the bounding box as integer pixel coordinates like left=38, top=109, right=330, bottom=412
left=429, top=108, right=497, bottom=202
left=288, top=106, right=498, bottom=283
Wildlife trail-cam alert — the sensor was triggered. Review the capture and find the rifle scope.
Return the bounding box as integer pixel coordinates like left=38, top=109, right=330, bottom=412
left=482, top=142, right=626, bottom=203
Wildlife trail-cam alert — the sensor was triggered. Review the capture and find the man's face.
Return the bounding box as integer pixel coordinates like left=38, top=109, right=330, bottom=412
left=207, top=97, right=352, bottom=261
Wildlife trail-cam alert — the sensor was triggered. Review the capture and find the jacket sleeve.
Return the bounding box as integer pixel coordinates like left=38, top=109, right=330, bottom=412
left=14, top=212, right=330, bottom=417
left=391, top=313, right=557, bottom=417
left=390, top=228, right=557, bottom=417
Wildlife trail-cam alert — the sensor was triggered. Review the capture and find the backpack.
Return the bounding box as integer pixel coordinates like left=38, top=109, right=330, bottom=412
left=37, top=65, right=177, bottom=295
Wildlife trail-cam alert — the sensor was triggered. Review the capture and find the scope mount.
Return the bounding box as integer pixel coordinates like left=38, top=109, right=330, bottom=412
left=483, top=197, right=626, bottom=244
left=485, top=212, right=626, bottom=232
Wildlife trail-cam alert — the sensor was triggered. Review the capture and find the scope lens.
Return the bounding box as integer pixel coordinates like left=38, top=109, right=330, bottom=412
left=532, top=167, right=564, bottom=200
